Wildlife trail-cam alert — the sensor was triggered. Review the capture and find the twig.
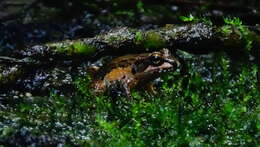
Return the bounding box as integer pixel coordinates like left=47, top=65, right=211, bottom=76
left=0, top=56, right=36, bottom=64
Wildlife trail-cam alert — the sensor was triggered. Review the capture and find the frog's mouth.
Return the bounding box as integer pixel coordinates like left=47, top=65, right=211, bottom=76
left=144, top=58, right=180, bottom=74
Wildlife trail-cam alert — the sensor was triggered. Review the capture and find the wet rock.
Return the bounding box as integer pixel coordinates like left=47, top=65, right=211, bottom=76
left=17, top=67, right=73, bottom=94
left=0, top=64, right=24, bottom=86
left=19, top=45, right=51, bottom=58
left=0, top=127, right=70, bottom=146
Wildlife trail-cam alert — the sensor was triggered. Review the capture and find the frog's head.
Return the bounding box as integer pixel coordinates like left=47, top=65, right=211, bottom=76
left=132, top=48, right=180, bottom=78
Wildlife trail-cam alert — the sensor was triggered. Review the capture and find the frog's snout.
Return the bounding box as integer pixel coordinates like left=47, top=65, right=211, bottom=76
left=165, top=58, right=181, bottom=68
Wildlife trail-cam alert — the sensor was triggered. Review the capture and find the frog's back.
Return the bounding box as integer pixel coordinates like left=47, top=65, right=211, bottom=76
left=94, top=53, right=149, bottom=80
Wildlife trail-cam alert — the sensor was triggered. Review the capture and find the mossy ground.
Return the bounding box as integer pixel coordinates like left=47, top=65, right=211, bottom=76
left=0, top=52, right=259, bottom=146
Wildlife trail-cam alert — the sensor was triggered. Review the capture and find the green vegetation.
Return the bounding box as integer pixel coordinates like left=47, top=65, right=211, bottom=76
left=134, top=31, right=143, bottom=45
left=143, top=31, right=166, bottom=49
left=221, top=17, right=253, bottom=52
left=136, top=0, right=145, bottom=13
left=0, top=52, right=259, bottom=146
left=48, top=40, right=97, bottom=56
left=179, top=14, right=212, bottom=25
left=180, top=14, right=196, bottom=22
left=72, top=41, right=96, bottom=55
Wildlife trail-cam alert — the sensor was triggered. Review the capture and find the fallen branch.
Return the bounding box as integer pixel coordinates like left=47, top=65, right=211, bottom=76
left=18, top=23, right=260, bottom=59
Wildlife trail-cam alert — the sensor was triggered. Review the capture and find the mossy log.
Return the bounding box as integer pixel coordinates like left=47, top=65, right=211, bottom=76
left=17, top=23, right=260, bottom=59
left=1, top=22, right=260, bottom=86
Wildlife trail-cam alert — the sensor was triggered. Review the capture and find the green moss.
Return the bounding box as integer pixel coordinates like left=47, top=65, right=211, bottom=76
left=48, top=40, right=96, bottom=55
left=107, top=36, right=118, bottom=44
left=1, top=54, right=259, bottom=146
left=50, top=41, right=71, bottom=54
left=0, top=126, right=15, bottom=139
left=143, top=31, right=166, bottom=49
left=115, top=10, right=135, bottom=18
left=224, top=17, right=242, bottom=26
left=220, top=25, right=233, bottom=36
left=72, top=41, right=96, bottom=55
left=134, top=31, right=143, bottom=45
left=136, top=0, right=145, bottom=13
left=179, top=15, right=212, bottom=25
left=180, top=14, right=196, bottom=22
left=223, top=17, right=253, bottom=52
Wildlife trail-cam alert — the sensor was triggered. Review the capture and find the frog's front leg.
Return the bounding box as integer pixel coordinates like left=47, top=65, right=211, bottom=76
left=121, top=76, right=137, bottom=101
left=122, top=83, right=133, bottom=101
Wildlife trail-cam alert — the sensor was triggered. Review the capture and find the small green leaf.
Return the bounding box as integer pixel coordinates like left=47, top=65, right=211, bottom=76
left=180, top=14, right=195, bottom=22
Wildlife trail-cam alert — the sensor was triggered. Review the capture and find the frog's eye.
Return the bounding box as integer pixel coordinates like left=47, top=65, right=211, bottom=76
left=150, top=55, right=163, bottom=66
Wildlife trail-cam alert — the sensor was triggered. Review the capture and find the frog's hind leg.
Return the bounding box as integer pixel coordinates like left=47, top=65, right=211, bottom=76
left=145, top=82, right=157, bottom=95
left=106, top=80, right=133, bottom=101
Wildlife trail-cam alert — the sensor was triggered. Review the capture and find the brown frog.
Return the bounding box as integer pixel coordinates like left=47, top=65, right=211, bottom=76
left=90, top=48, right=180, bottom=99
